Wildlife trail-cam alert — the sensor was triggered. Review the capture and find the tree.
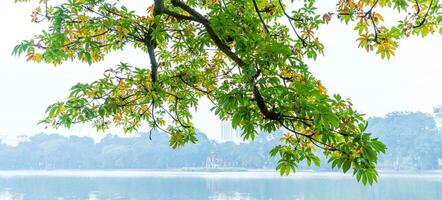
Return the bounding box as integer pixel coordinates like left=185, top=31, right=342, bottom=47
left=14, top=0, right=441, bottom=185
left=368, top=112, right=442, bottom=170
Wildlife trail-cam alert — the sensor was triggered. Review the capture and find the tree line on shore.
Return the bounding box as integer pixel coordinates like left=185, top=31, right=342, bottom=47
left=0, top=112, right=441, bottom=170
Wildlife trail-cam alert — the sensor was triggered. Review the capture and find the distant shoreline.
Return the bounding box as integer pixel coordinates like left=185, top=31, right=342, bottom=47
left=0, top=170, right=441, bottom=179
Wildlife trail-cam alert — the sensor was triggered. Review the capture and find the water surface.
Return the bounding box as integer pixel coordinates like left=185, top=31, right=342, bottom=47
left=0, top=171, right=441, bottom=200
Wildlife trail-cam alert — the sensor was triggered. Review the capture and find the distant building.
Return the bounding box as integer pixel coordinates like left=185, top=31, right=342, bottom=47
left=220, top=120, right=242, bottom=143
left=0, top=133, right=28, bottom=146
left=433, top=106, right=442, bottom=128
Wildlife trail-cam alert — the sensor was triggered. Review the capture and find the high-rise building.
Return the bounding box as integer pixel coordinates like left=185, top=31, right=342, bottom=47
left=220, top=120, right=242, bottom=143
left=433, top=105, right=442, bottom=128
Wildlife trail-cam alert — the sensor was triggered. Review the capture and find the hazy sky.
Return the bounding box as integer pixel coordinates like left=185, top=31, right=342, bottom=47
left=1, top=1, right=442, bottom=141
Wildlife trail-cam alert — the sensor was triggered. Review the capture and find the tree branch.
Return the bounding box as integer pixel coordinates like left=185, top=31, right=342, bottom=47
left=413, top=0, right=434, bottom=28
left=277, top=0, right=307, bottom=46
left=252, top=0, right=270, bottom=34
left=170, top=0, right=246, bottom=66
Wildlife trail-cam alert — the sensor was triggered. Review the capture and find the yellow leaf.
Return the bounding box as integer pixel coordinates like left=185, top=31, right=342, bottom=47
left=34, top=53, right=43, bottom=62
left=372, top=12, right=384, bottom=22
left=318, top=82, right=327, bottom=94
left=113, top=113, right=122, bottom=123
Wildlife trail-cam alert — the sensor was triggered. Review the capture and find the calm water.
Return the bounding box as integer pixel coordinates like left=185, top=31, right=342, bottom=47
left=0, top=171, right=441, bottom=200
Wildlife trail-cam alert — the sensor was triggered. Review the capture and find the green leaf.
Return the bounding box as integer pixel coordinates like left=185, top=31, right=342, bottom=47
left=342, top=160, right=351, bottom=173
left=362, top=174, right=368, bottom=185
left=312, top=156, right=321, bottom=167
left=84, top=52, right=92, bottom=65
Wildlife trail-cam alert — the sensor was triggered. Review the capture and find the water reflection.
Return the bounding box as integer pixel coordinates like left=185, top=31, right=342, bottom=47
left=0, top=172, right=441, bottom=200
left=0, top=191, right=23, bottom=200
left=209, top=192, right=253, bottom=200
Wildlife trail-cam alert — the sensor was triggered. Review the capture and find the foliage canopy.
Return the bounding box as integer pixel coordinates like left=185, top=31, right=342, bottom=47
left=14, top=0, right=442, bottom=184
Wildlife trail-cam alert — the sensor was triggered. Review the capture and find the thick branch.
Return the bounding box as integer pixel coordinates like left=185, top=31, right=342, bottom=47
left=170, top=0, right=245, bottom=66
left=154, top=0, right=165, bottom=14
left=167, top=0, right=285, bottom=124
left=164, top=9, right=199, bottom=21
left=146, top=39, right=158, bottom=84
left=253, top=85, right=280, bottom=120
left=165, top=0, right=312, bottom=135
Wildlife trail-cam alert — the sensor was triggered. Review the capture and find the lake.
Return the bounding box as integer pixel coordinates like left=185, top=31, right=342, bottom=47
left=0, top=171, right=441, bottom=200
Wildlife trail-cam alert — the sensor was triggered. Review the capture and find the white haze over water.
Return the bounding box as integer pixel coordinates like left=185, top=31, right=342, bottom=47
left=0, top=170, right=441, bottom=179
left=1, top=1, right=442, bottom=142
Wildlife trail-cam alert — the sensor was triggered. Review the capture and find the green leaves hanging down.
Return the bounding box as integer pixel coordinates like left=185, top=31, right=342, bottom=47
left=340, top=0, right=441, bottom=59
left=13, top=0, right=147, bottom=65
left=24, top=0, right=442, bottom=185
left=39, top=63, right=201, bottom=148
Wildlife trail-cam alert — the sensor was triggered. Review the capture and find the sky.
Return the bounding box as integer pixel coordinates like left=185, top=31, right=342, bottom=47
left=1, top=1, right=442, bottom=141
